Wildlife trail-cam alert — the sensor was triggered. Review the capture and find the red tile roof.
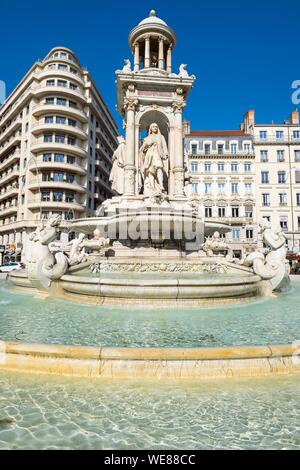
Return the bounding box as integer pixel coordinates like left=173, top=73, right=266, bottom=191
left=187, top=130, right=250, bottom=137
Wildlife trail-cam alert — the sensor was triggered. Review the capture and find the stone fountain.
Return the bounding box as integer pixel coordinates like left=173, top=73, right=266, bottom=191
left=9, top=11, right=290, bottom=305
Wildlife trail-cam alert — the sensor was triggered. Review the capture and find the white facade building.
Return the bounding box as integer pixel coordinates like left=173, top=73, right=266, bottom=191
left=184, top=123, right=256, bottom=258
left=0, top=47, right=118, bottom=263
left=242, top=109, right=300, bottom=253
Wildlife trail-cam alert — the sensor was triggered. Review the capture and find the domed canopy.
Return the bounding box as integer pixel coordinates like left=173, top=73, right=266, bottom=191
left=138, top=10, right=167, bottom=27
left=129, top=10, right=176, bottom=48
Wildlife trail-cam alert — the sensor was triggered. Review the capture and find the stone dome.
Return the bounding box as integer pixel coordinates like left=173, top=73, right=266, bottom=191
left=129, top=10, right=176, bottom=48
left=138, top=10, right=168, bottom=27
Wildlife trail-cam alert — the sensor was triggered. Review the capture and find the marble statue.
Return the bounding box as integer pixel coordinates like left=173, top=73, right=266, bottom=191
left=202, top=232, right=229, bottom=257
left=179, top=64, right=189, bottom=78
left=242, top=219, right=290, bottom=291
left=139, top=123, right=169, bottom=196
left=122, top=59, right=131, bottom=73
left=29, top=215, right=69, bottom=283
left=109, top=136, right=126, bottom=195
left=68, top=233, right=88, bottom=266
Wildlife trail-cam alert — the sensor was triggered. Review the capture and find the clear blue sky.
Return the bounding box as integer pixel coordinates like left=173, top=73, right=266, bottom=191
left=0, top=0, right=299, bottom=130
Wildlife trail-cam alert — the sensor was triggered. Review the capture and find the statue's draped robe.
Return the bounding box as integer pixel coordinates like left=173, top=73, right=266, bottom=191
left=140, top=132, right=168, bottom=194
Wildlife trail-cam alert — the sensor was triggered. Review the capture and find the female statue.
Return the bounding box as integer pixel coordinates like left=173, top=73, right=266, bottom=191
left=139, top=123, right=169, bottom=196
left=109, top=136, right=126, bottom=195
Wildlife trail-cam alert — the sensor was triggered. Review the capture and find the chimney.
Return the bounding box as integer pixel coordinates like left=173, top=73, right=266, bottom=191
left=290, top=108, right=299, bottom=125
left=183, top=120, right=191, bottom=136
left=243, top=110, right=255, bottom=133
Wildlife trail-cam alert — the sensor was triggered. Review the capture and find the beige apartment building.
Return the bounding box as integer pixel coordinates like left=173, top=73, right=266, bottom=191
left=184, top=123, right=256, bottom=258
left=0, top=47, right=118, bottom=263
left=242, top=109, right=300, bottom=254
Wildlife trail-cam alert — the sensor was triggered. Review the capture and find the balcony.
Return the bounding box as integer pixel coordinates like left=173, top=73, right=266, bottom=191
left=95, top=158, right=110, bottom=177
left=0, top=133, right=22, bottom=155
left=0, top=150, right=21, bottom=171
left=32, top=104, right=88, bottom=123
left=95, top=127, right=116, bottom=153
left=29, top=160, right=86, bottom=176
left=27, top=198, right=85, bottom=212
left=31, top=140, right=87, bottom=159
left=32, top=122, right=87, bottom=140
left=0, top=203, right=18, bottom=217
left=209, top=217, right=253, bottom=225
left=32, top=85, right=86, bottom=104
left=95, top=144, right=112, bottom=165
left=0, top=186, right=19, bottom=202
left=0, top=117, right=22, bottom=146
left=255, top=136, right=300, bottom=145
left=94, top=177, right=112, bottom=193
left=0, top=167, right=20, bottom=186
left=37, top=69, right=84, bottom=86
left=28, top=177, right=86, bottom=194
left=188, top=150, right=255, bottom=158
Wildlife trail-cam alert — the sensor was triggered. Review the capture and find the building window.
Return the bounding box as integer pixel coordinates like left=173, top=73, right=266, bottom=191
left=191, top=163, right=198, bottom=173
left=232, top=229, right=240, bottom=239
left=246, top=229, right=254, bottom=239
left=278, top=171, right=286, bottom=184
left=56, top=116, right=66, bottom=124
left=245, top=209, right=253, bottom=218
left=293, top=131, right=300, bottom=140
left=277, top=150, right=285, bottom=162
left=261, top=171, right=269, bottom=184
left=41, top=192, right=50, bottom=202
left=231, top=163, right=238, bottom=172
left=297, top=193, right=300, bottom=206
left=218, top=183, right=225, bottom=194
left=231, top=183, right=238, bottom=194
left=260, top=131, right=267, bottom=140
left=204, top=162, right=211, bottom=172
left=244, top=163, right=252, bottom=172
left=204, top=183, right=212, bottom=194
left=260, top=150, right=268, bottom=162
left=295, top=150, right=300, bottom=162
left=232, top=207, right=239, bottom=218
left=53, top=192, right=63, bottom=202
left=280, top=217, right=288, bottom=232
left=53, top=173, right=64, bottom=182
left=54, top=153, right=64, bottom=163
left=218, top=162, right=224, bottom=172
left=43, top=153, right=52, bottom=162
left=295, top=171, right=300, bottom=184
left=58, top=64, right=68, bottom=71
left=217, top=144, right=224, bottom=155
left=66, top=174, right=75, bottom=183
left=67, top=155, right=75, bottom=164
left=69, top=100, right=77, bottom=108
left=46, top=79, right=55, bottom=86
left=45, top=116, right=54, bottom=124
left=218, top=207, right=225, bottom=217
left=65, top=212, right=74, bottom=221
left=276, top=131, right=284, bottom=140
left=68, top=136, right=76, bottom=145
left=42, top=173, right=51, bottom=182
left=262, top=193, right=270, bottom=206
left=65, top=193, right=75, bottom=203
left=44, top=134, right=52, bottom=143
left=204, top=144, right=211, bottom=155
left=279, top=193, right=287, bottom=206
left=55, top=134, right=65, bottom=144
left=244, top=143, right=251, bottom=153
left=45, top=97, right=55, bottom=105
left=298, top=217, right=300, bottom=231
left=69, top=83, right=77, bottom=90
left=191, top=144, right=197, bottom=155
left=57, top=98, right=67, bottom=106
left=57, top=80, right=67, bottom=87
left=191, top=183, right=198, bottom=194
left=41, top=211, right=49, bottom=220
left=230, top=143, right=237, bottom=154
left=245, top=183, right=252, bottom=193
left=68, top=119, right=76, bottom=127
left=205, top=207, right=212, bottom=218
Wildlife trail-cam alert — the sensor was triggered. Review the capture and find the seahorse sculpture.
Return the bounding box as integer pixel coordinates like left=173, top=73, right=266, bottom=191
left=29, top=215, right=69, bottom=285
left=242, top=219, right=290, bottom=291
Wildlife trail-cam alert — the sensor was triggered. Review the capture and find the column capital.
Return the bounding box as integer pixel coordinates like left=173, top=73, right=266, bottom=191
left=124, top=97, right=139, bottom=112
left=172, top=100, right=186, bottom=113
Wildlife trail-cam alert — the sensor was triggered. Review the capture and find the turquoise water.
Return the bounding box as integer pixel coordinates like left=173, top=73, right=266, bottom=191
left=0, top=371, right=300, bottom=450
left=0, top=281, right=300, bottom=347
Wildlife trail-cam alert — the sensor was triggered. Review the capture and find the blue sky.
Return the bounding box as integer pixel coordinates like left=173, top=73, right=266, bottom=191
left=0, top=0, right=299, bottom=130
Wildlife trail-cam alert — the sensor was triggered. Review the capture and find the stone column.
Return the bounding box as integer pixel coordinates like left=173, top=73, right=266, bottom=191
left=172, top=100, right=186, bottom=197
left=166, top=44, right=172, bottom=74
left=134, top=43, right=140, bottom=73
left=159, top=37, right=164, bottom=70
left=145, top=36, right=150, bottom=68
left=124, top=97, right=138, bottom=196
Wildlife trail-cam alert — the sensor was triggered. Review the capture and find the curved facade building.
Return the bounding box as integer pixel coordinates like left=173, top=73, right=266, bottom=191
left=0, top=47, right=118, bottom=263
